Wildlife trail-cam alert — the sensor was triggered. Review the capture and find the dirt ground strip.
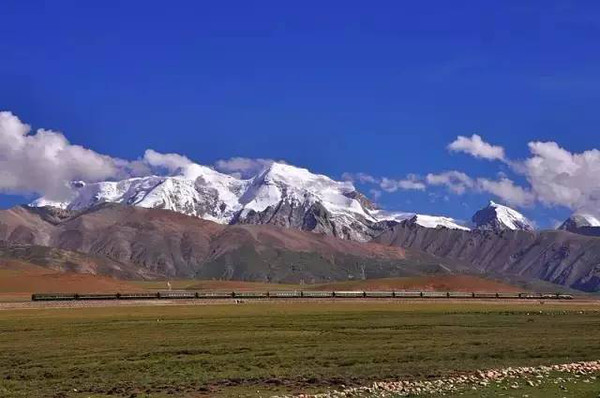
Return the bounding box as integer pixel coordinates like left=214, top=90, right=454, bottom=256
left=1, top=297, right=599, bottom=311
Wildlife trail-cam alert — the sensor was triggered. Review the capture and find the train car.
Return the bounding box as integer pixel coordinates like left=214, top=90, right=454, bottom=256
left=394, top=291, right=423, bottom=298
left=233, top=291, right=269, bottom=299
left=557, top=294, right=574, bottom=300
left=448, top=292, right=473, bottom=299
left=421, top=291, right=449, bottom=298
left=31, top=293, right=77, bottom=301
left=472, top=292, right=498, bottom=299
left=331, top=291, right=364, bottom=298
left=79, top=293, right=119, bottom=300
left=364, top=291, right=395, bottom=298
left=117, top=293, right=159, bottom=300
left=301, top=291, right=334, bottom=298
left=268, top=291, right=303, bottom=298
left=194, top=292, right=233, bottom=299
left=496, top=292, right=521, bottom=299
left=520, top=293, right=543, bottom=299
left=158, top=291, right=196, bottom=299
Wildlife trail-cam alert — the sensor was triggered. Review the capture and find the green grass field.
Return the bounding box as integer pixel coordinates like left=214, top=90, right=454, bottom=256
left=0, top=301, right=599, bottom=397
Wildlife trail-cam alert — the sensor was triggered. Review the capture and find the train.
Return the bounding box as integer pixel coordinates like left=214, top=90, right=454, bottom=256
left=31, top=291, right=574, bottom=301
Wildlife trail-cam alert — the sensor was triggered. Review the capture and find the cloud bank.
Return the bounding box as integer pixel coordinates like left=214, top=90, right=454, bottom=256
left=348, top=133, right=600, bottom=213
left=0, top=112, right=122, bottom=200
left=0, top=111, right=277, bottom=200
left=1, top=111, right=599, bottom=215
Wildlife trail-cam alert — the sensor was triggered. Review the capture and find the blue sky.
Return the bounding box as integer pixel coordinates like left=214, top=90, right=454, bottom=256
left=2, top=1, right=600, bottom=228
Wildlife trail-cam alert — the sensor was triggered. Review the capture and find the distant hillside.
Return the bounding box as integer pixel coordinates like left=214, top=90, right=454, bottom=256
left=0, top=204, right=452, bottom=283
left=375, top=220, right=600, bottom=292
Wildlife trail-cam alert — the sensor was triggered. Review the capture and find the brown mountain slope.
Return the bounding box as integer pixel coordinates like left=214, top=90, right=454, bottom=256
left=0, top=204, right=453, bottom=282
left=374, top=220, right=600, bottom=292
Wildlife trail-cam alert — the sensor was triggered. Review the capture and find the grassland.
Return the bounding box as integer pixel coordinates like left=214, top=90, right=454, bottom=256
left=1, top=301, right=599, bottom=397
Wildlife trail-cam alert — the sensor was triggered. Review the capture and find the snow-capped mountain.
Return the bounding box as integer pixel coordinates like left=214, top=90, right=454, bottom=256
left=370, top=210, right=468, bottom=231
left=471, top=201, right=534, bottom=232
left=32, top=162, right=404, bottom=241
left=558, top=213, right=600, bottom=237
left=31, top=162, right=476, bottom=240
left=32, top=164, right=250, bottom=224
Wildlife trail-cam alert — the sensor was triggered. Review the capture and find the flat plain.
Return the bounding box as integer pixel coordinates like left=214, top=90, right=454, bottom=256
left=1, top=300, right=599, bottom=397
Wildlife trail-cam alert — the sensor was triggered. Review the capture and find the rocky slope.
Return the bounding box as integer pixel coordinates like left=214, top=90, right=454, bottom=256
left=0, top=204, right=454, bottom=282
left=375, top=220, right=600, bottom=292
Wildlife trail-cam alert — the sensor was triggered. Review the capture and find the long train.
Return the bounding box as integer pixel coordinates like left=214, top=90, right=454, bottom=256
left=31, top=291, right=574, bottom=301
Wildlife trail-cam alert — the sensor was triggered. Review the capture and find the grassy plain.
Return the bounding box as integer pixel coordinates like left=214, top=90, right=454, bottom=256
left=0, top=301, right=599, bottom=397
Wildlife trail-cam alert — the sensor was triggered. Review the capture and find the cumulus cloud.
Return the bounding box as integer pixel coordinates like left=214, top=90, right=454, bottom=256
left=523, top=141, right=600, bottom=212
left=214, top=157, right=276, bottom=178
left=476, top=177, right=535, bottom=207
left=426, top=168, right=533, bottom=207
left=142, top=149, right=192, bottom=173
left=437, top=134, right=600, bottom=211
left=448, top=134, right=505, bottom=161
left=426, top=171, right=474, bottom=194
left=0, top=111, right=122, bottom=200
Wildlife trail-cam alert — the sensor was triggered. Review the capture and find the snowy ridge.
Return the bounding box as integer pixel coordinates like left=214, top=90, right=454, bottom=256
left=559, top=213, right=600, bottom=229
left=412, top=214, right=470, bottom=231
left=557, top=212, right=600, bottom=236
left=32, top=166, right=250, bottom=223
left=31, top=161, right=482, bottom=239
left=32, top=162, right=388, bottom=241
left=472, top=201, right=534, bottom=231
left=371, top=209, right=469, bottom=231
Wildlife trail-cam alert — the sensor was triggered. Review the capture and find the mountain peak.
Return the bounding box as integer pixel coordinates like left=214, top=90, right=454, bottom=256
left=472, top=201, right=533, bottom=232
left=558, top=212, right=600, bottom=236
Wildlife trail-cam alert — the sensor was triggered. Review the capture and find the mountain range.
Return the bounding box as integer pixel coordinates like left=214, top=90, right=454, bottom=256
left=32, top=162, right=534, bottom=239
left=0, top=204, right=456, bottom=282
left=0, top=161, right=597, bottom=292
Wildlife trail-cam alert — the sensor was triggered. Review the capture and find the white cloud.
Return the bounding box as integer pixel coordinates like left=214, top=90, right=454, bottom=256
left=214, top=157, right=276, bottom=178
left=342, top=172, right=426, bottom=192
left=476, top=177, right=535, bottom=207
left=6, top=110, right=600, bottom=218
left=426, top=171, right=474, bottom=194
left=143, top=149, right=192, bottom=173
left=448, top=134, right=505, bottom=161
left=426, top=169, right=534, bottom=207
left=380, top=176, right=426, bottom=192
left=523, top=141, right=600, bottom=212
left=0, top=111, right=121, bottom=200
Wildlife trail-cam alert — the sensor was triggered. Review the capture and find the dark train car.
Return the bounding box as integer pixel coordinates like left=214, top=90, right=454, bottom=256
left=31, top=293, right=77, bottom=301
